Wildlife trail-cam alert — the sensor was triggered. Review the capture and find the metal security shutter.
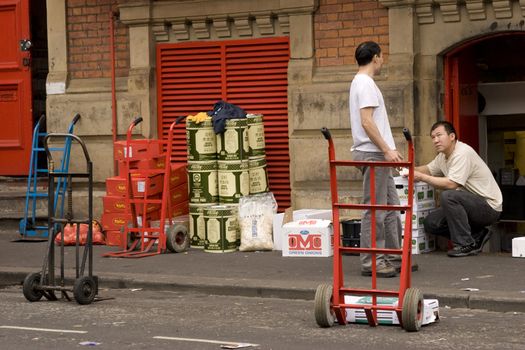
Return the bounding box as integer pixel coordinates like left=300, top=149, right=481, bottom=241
left=157, top=37, right=291, bottom=209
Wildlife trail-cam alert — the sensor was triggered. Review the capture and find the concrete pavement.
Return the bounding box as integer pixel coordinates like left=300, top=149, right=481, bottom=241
left=1, top=220, right=524, bottom=312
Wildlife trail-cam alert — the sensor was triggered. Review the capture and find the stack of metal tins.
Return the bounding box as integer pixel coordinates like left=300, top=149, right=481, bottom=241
left=186, top=118, right=218, bottom=249
left=247, top=114, right=269, bottom=195
left=186, top=114, right=269, bottom=253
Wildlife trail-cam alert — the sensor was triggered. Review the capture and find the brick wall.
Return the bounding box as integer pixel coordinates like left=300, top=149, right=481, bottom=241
left=314, top=0, right=389, bottom=67
left=67, top=0, right=129, bottom=79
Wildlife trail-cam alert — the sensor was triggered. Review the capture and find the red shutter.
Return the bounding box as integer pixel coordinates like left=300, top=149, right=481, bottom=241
left=156, top=37, right=291, bottom=209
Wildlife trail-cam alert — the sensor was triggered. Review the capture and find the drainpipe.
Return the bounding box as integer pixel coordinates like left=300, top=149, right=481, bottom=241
left=110, top=10, right=119, bottom=176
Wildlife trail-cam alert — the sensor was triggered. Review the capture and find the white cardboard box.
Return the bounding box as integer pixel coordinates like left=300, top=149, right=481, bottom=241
left=293, top=209, right=333, bottom=221
left=394, top=176, right=435, bottom=203
left=282, top=219, right=333, bottom=257
left=400, top=209, right=432, bottom=230
left=272, top=212, right=285, bottom=250
left=273, top=209, right=333, bottom=251
left=410, top=234, right=436, bottom=254
left=344, top=295, right=439, bottom=326
left=512, top=236, right=525, bottom=258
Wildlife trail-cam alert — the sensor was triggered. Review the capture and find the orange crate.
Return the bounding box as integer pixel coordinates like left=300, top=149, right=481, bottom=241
left=169, top=163, right=187, bottom=188
left=170, top=182, right=189, bottom=206
left=171, top=201, right=189, bottom=217
left=106, top=176, right=127, bottom=197
left=131, top=174, right=164, bottom=198
left=114, top=139, right=162, bottom=161
left=105, top=230, right=123, bottom=247
left=106, top=174, right=164, bottom=198
left=103, top=195, right=127, bottom=213
left=101, top=212, right=131, bottom=231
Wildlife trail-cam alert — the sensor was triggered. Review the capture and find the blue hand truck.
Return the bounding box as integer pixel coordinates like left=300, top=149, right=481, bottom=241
left=19, top=113, right=81, bottom=239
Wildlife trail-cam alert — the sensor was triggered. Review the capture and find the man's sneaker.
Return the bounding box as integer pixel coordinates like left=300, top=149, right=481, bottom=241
left=361, top=264, right=397, bottom=278
left=474, top=228, right=492, bottom=253
left=447, top=244, right=478, bottom=257
left=389, top=261, right=419, bottom=273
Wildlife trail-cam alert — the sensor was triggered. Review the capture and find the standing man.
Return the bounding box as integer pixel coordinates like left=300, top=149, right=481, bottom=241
left=415, top=121, right=502, bottom=257
left=349, top=41, right=403, bottom=278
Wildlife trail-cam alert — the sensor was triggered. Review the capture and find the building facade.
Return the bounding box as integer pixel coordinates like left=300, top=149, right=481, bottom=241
left=2, top=0, right=525, bottom=216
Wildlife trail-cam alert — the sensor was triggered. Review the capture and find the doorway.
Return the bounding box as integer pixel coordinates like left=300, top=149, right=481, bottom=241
left=443, top=32, right=525, bottom=229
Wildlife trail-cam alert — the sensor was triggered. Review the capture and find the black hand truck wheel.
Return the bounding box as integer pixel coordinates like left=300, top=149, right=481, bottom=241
left=22, top=272, right=44, bottom=302
left=314, top=283, right=335, bottom=327
left=402, top=287, right=424, bottom=332
left=73, top=276, right=97, bottom=305
left=166, top=224, right=190, bottom=253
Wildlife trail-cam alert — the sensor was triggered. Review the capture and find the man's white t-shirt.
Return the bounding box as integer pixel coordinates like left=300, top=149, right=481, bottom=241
left=427, top=141, right=503, bottom=211
left=349, top=73, right=396, bottom=152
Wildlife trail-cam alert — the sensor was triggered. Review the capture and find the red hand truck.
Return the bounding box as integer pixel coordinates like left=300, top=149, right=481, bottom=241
left=315, top=127, right=423, bottom=331
left=103, top=117, right=189, bottom=258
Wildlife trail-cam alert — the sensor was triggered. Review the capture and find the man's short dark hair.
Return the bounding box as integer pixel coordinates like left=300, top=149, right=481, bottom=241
left=431, top=121, right=457, bottom=140
left=355, top=41, right=381, bottom=66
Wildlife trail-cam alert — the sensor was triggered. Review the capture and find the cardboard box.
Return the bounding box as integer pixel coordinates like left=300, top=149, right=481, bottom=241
left=394, top=176, right=435, bottom=204
left=282, top=219, right=333, bottom=257
left=410, top=233, right=436, bottom=254
left=400, top=209, right=431, bottom=230
left=273, top=213, right=285, bottom=250
left=293, top=209, right=333, bottom=221
left=512, top=236, right=525, bottom=258
left=273, top=208, right=328, bottom=251
left=344, top=295, right=439, bottom=326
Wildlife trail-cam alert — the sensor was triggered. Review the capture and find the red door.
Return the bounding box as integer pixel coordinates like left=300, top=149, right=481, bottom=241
left=0, top=0, right=32, bottom=175
left=444, top=49, right=479, bottom=151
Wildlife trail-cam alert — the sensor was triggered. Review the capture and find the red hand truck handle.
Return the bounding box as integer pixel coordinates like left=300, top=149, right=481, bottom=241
left=321, top=127, right=332, bottom=140
left=402, top=128, right=412, bottom=142
left=132, top=117, right=143, bottom=126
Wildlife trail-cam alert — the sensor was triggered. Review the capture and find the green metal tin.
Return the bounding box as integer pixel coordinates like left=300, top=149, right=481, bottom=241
left=188, top=161, right=218, bottom=203
left=186, top=119, right=217, bottom=161
left=216, top=118, right=249, bottom=161
left=203, top=205, right=239, bottom=253
left=218, top=160, right=249, bottom=203
left=248, top=156, right=269, bottom=194
left=247, top=114, right=265, bottom=157
left=189, top=203, right=217, bottom=249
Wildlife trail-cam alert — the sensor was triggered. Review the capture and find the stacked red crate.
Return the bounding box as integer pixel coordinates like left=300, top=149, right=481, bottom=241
left=101, top=140, right=189, bottom=247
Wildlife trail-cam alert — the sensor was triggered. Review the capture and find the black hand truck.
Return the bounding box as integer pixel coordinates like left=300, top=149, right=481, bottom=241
left=22, top=133, right=98, bottom=305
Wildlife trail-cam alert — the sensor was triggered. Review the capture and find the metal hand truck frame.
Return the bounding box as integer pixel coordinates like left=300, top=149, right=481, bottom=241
left=315, top=127, right=423, bottom=331
left=22, top=133, right=98, bottom=305
left=19, top=113, right=80, bottom=239
left=103, top=117, right=189, bottom=258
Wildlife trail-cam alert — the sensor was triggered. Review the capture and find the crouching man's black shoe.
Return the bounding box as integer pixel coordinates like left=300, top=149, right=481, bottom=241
left=474, top=228, right=492, bottom=253
left=447, top=244, right=478, bottom=257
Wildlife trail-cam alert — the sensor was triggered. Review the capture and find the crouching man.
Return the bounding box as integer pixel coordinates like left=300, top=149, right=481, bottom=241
left=413, top=121, right=502, bottom=257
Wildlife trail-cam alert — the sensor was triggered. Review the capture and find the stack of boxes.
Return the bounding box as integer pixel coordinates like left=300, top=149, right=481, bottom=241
left=101, top=140, right=188, bottom=247
left=394, top=176, right=436, bottom=254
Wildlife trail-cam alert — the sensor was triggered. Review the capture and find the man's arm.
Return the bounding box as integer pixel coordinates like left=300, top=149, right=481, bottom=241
left=360, top=107, right=402, bottom=162
left=414, top=169, right=460, bottom=190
